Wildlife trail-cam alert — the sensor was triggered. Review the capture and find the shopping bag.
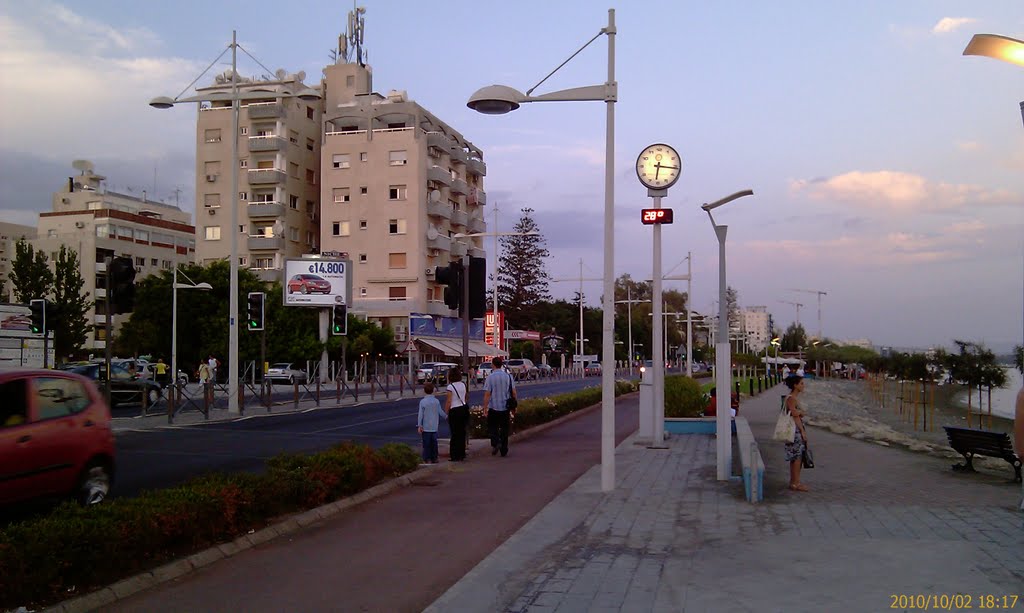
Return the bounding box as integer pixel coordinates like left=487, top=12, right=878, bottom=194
left=772, top=409, right=796, bottom=443
left=801, top=446, right=815, bottom=469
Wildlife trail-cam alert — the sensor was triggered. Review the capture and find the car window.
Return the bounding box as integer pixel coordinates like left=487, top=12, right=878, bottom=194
left=110, top=364, right=133, bottom=381
left=33, top=377, right=91, bottom=420
left=0, top=378, right=29, bottom=428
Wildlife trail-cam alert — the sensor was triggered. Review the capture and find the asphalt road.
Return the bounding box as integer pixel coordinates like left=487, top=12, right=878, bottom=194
left=113, top=376, right=608, bottom=498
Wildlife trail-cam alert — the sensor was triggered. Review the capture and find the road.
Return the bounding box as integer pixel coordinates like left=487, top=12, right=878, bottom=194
left=112, top=376, right=608, bottom=498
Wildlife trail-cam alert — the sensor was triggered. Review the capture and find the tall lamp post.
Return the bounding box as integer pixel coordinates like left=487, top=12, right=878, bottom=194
left=172, top=268, right=212, bottom=409
left=615, top=286, right=651, bottom=370
left=468, top=9, right=616, bottom=490
left=701, top=189, right=754, bottom=480
left=150, top=32, right=321, bottom=413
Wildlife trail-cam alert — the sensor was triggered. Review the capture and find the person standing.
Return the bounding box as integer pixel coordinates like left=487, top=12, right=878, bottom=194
left=482, top=356, right=517, bottom=457
left=207, top=355, right=219, bottom=383
left=154, top=358, right=168, bottom=388
left=445, top=368, right=470, bottom=461
left=417, top=382, right=447, bottom=464
left=783, top=375, right=810, bottom=492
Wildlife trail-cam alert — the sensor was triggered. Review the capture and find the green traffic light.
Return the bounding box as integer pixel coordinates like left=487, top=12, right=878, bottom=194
left=30, top=325, right=40, bottom=334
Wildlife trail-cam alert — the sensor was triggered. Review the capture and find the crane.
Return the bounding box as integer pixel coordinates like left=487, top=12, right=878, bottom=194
left=778, top=300, right=804, bottom=329
left=786, top=288, right=828, bottom=340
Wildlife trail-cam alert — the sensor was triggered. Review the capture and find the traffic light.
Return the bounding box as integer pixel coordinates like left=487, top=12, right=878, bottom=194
left=246, top=292, right=265, bottom=331
left=29, top=298, right=46, bottom=334
left=109, top=256, right=136, bottom=314
left=468, top=256, right=486, bottom=319
left=435, top=261, right=463, bottom=312
left=331, top=303, right=347, bottom=335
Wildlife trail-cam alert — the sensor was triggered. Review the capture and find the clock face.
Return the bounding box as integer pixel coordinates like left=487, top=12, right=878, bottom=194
left=636, top=144, right=681, bottom=190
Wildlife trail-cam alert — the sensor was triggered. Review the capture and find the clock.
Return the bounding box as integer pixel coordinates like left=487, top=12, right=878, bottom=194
left=636, top=143, right=681, bottom=190
left=640, top=208, right=674, bottom=225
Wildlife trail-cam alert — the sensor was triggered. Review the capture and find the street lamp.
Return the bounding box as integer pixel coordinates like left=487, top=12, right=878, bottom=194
left=701, top=189, right=755, bottom=481
left=172, top=267, right=212, bottom=408
left=468, top=9, right=617, bottom=490
left=615, top=285, right=651, bottom=370
left=151, top=31, right=320, bottom=413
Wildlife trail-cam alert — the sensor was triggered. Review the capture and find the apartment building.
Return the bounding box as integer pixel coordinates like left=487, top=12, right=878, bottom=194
left=30, top=164, right=194, bottom=351
left=193, top=70, right=322, bottom=282
left=741, top=306, right=771, bottom=352
left=0, top=221, right=37, bottom=302
left=318, top=60, right=488, bottom=343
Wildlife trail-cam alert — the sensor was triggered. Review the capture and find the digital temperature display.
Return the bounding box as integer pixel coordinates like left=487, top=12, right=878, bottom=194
left=640, top=208, right=674, bottom=225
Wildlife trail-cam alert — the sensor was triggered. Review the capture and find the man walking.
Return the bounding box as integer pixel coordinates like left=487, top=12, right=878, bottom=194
left=482, top=356, right=517, bottom=457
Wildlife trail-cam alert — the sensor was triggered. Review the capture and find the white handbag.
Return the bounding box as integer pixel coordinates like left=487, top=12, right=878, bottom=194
left=772, top=407, right=796, bottom=443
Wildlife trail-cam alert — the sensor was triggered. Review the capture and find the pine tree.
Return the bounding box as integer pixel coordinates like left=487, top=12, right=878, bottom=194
left=51, top=246, right=93, bottom=360
left=495, top=208, right=551, bottom=328
left=8, top=239, right=53, bottom=302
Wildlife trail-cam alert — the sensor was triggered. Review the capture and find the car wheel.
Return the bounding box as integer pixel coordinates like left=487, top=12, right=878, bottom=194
left=146, top=387, right=161, bottom=406
left=289, top=376, right=296, bottom=385
left=76, top=463, right=111, bottom=505
left=300, top=286, right=309, bottom=294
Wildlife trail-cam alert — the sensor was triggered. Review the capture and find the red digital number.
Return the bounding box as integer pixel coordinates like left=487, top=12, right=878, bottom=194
left=640, top=208, right=673, bottom=225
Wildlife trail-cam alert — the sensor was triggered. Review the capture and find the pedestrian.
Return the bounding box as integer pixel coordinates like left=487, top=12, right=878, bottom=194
left=154, top=358, right=168, bottom=388
left=207, top=355, right=219, bottom=383
left=783, top=375, right=810, bottom=492
left=481, top=356, right=517, bottom=457
left=197, top=361, right=210, bottom=385
left=417, top=381, right=447, bottom=464
left=445, top=368, right=470, bottom=461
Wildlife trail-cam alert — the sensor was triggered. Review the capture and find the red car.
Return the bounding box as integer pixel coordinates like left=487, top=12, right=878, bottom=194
left=0, top=368, right=116, bottom=507
left=287, top=273, right=332, bottom=295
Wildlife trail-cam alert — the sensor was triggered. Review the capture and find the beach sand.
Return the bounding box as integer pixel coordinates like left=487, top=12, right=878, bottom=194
left=795, top=377, right=1018, bottom=476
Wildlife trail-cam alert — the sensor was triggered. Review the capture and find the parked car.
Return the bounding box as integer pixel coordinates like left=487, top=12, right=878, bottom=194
left=64, top=363, right=163, bottom=407
left=0, top=368, right=116, bottom=507
left=265, top=363, right=308, bottom=385
left=475, top=363, right=494, bottom=383
left=506, top=359, right=539, bottom=381
left=585, top=362, right=602, bottom=376
left=113, top=358, right=188, bottom=387
left=416, top=362, right=458, bottom=385
left=536, top=363, right=554, bottom=378
left=287, top=273, right=331, bottom=295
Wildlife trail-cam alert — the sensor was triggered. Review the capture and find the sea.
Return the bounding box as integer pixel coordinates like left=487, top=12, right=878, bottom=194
left=953, top=367, right=1021, bottom=421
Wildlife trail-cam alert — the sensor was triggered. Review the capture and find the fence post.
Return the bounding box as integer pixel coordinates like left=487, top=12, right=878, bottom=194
left=293, top=380, right=299, bottom=410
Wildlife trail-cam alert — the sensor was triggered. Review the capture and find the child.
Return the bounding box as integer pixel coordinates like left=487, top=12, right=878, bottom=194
left=417, top=382, right=447, bottom=464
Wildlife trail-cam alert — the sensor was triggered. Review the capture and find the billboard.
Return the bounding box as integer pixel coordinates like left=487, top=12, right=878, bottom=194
left=282, top=257, right=351, bottom=307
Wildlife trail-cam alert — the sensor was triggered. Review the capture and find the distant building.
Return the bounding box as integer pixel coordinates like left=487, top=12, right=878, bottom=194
left=0, top=221, right=37, bottom=302
left=741, top=306, right=771, bottom=352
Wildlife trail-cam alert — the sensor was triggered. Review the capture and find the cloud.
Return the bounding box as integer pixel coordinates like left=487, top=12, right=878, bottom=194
left=932, top=17, right=976, bottom=34
left=789, top=170, right=1016, bottom=213
left=956, top=141, right=982, bottom=152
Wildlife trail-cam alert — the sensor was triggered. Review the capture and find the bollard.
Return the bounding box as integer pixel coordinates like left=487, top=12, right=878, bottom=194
left=167, top=383, right=174, bottom=424
left=316, top=377, right=321, bottom=407
left=293, top=380, right=299, bottom=410
left=749, top=379, right=754, bottom=397
left=749, top=441, right=760, bottom=503
left=203, top=381, right=210, bottom=418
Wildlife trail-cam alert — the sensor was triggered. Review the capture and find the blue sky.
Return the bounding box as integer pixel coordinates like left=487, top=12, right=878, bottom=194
left=0, top=0, right=1022, bottom=351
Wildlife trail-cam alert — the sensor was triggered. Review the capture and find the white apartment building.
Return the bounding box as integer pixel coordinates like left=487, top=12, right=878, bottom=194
left=318, top=60, right=487, bottom=343
left=741, top=306, right=771, bottom=352
left=0, top=221, right=36, bottom=302
left=30, top=164, right=195, bottom=352
left=193, top=70, right=322, bottom=282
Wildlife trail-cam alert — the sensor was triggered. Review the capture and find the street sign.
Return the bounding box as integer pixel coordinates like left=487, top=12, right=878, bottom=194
left=404, top=338, right=417, bottom=353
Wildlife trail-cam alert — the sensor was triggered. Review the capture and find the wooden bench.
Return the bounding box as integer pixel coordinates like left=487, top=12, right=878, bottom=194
left=942, top=426, right=1021, bottom=482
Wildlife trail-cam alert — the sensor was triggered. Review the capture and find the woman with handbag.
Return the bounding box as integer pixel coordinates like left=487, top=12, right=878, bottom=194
left=784, top=375, right=811, bottom=492
left=445, top=368, right=470, bottom=461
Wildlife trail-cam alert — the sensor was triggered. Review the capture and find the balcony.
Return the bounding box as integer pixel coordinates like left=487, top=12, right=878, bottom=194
left=248, top=169, right=287, bottom=184
left=427, top=234, right=451, bottom=252
left=449, top=147, right=468, bottom=164
left=467, top=188, right=487, bottom=206
left=468, top=217, right=486, bottom=234
left=247, top=201, right=285, bottom=218
left=426, top=200, right=451, bottom=220
left=247, top=235, right=284, bottom=251
left=450, top=241, right=468, bottom=257
left=426, top=131, right=449, bottom=150
left=247, top=102, right=284, bottom=119
left=450, top=209, right=468, bottom=227
left=467, top=157, right=487, bottom=177
left=248, top=135, right=285, bottom=152
left=469, top=246, right=486, bottom=258
left=450, top=178, right=469, bottom=196
left=427, top=165, right=452, bottom=186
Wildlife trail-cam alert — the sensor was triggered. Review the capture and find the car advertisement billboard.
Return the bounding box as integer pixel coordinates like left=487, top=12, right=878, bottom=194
left=282, top=257, right=351, bottom=307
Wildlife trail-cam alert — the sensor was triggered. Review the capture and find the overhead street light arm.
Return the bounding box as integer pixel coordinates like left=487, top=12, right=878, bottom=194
left=963, top=33, right=1024, bottom=67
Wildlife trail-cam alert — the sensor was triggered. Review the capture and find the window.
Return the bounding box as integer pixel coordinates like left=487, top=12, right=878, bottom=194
left=332, top=188, right=350, bottom=203
left=332, top=154, right=350, bottom=169
left=135, top=256, right=145, bottom=266
left=360, top=152, right=368, bottom=162
left=289, top=195, right=299, bottom=209
left=240, top=126, right=248, bottom=136
left=254, top=257, right=273, bottom=268
left=359, top=253, right=367, bottom=263
left=204, top=129, right=221, bottom=143
left=388, top=252, right=407, bottom=269
left=289, top=130, right=298, bottom=145
left=388, top=185, right=407, bottom=200
left=204, top=161, right=220, bottom=175
left=359, top=220, right=368, bottom=230
left=387, top=122, right=406, bottom=129
left=205, top=226, right=221, bottom=240
left=239, top=191, right=248, bottom=201
left=388, top=150, right=407, bottom=166
left=388, top=287, right=407, bottom=300
left=332, top=221, right=350, bottom=236
left=346, top=75, right=355, bottom=87
left=289, top=162, right=299, bottom=178
left=388, top=219, right=406, bottom=235
left=257, top=160, right=274, bottom=169
left=239, top=158, right=248, bottom=168
left=47, top=229, right=57, bottom=238
left=116, top=226, right=132, bottom=239
left=86, top=201, right=103, bottom=210
left=134, top=229, right=149, bottom=242
left=289, top=227, right=299, bottom=241
left=305, top=168, right=316, bottom=183
left=306, top=137, right=314, bottom=152
left=94, top=326, right=107, bottom=341
left=359, top=287, right=367, bottom=297
left=204, top=194, right=220, bottom=208
left=306, top=106, right=314, bottom=119
left=360, top=186, right=368, bottom=195
left=151, top=258, right=158, bottom=267
left=162, top=260, right=172, bottom=269
left=253, top=192, right=274, bottom=203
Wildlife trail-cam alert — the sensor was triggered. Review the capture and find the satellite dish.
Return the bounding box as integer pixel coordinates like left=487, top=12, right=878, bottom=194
left=426, top=225, right=439, bottom=241
left=296, top=70, right=306, bottom=82
left=275, top=68, right=287, bottom=80
left=429, top=189, right=441, bottom=203
left=72, top=159, right=94, bottom=174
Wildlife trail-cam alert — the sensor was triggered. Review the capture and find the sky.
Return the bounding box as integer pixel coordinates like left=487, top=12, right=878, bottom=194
left=0, top=0, right=1022, bottom=352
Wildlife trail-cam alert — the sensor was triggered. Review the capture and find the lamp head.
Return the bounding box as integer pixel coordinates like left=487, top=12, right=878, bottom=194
left=467, top=85, right=525, bottom=115
left=701, top=189, right=755, bottom=212
left=149, top=96, right=175, bottom=109
left=963, top=33, right=1024, bottom=67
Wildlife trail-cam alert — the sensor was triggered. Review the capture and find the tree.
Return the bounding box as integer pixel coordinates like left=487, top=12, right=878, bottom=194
left=50, top=246, right=93, bottom=360
left=725, top=286, right=740, bottom=332
left=495, top=208, right=551, bottom=329
left=8, top=239, right=53, bottom=302
left=1013, top=344, right=1023, bottom=375
left=780, top=323, right=807, bottom=353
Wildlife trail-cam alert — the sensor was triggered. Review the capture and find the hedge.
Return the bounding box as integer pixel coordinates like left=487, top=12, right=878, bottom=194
left=664, top=375, right=707, bottom=417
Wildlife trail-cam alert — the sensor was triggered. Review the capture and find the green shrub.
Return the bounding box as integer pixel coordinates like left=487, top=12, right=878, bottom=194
left=664, top=375, right=706, bottom=418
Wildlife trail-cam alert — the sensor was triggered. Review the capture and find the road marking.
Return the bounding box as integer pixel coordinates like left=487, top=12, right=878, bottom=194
left=311, top=411, right=419, bottom=434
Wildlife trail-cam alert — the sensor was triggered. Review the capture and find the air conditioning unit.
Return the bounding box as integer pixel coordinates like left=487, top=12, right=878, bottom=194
left=74, top=221, right=85, bottom=228
left=206, top=174, right=217, bottom=182
left=208, top=208, right=216, bottom=215
left=425, top=268, right=434, bottom=277
left=429, top=249, right=439, bottom=257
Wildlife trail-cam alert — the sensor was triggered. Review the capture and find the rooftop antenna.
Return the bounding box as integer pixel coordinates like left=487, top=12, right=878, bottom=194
left=71, top=159, right=94, bottom=175
left=348, top=3, right=366, bottom=67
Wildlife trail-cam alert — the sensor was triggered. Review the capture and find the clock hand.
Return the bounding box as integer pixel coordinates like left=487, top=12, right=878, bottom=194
left=655, top=164, right=661, bottom=180
left=655, top=163, right=679, bottom=170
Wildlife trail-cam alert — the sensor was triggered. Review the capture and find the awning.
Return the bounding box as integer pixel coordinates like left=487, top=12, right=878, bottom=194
left=415, top=337, right=507, bottom=358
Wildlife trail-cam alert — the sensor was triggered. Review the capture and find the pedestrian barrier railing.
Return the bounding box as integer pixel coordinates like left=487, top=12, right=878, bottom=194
left=734, top=416, right=764, bottom=503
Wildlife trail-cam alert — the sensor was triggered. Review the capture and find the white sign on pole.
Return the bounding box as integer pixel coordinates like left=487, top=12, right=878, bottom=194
left=282, top=258, right=350, bottom=307
left=404, top=338, right=417, bottom=353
